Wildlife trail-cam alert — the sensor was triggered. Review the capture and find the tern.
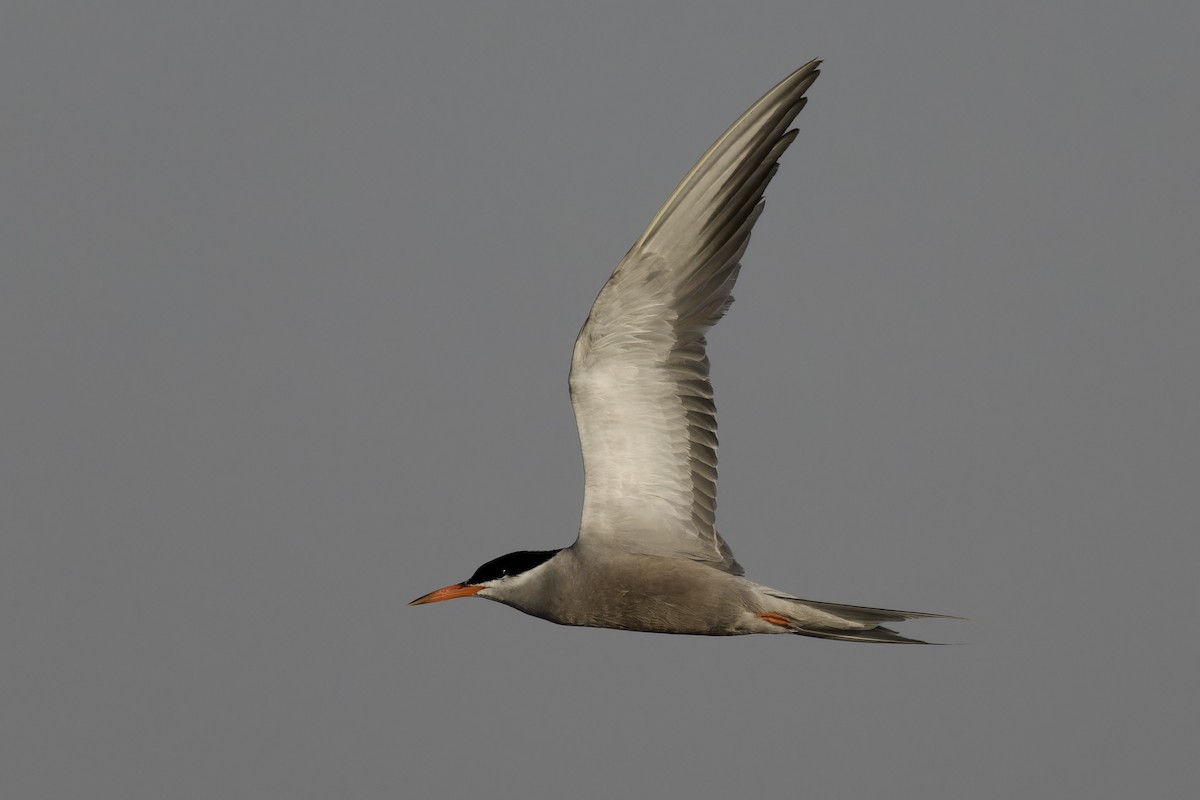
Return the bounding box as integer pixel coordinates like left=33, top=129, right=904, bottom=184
left=412, top=61, right=954, bottom=643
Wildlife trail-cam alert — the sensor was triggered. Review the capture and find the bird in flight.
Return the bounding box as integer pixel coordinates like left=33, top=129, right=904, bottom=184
left=412, top=61, right=954, bottom=643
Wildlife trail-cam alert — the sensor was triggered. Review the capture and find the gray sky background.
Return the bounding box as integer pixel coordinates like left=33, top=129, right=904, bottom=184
left=3, top=3, right=1198, bottom=798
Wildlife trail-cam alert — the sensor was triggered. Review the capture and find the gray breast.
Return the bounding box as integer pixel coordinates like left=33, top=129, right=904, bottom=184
left=523, top=547, right=754, bottom=635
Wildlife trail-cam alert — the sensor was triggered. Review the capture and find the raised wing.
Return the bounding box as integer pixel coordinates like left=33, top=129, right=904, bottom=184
left=569, top=61, right=820, bottom=573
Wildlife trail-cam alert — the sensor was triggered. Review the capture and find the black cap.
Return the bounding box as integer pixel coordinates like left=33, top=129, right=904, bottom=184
left=466, top=549, right=560, bottom=585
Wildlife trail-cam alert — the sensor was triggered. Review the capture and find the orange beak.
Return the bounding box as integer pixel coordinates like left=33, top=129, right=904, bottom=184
left=409, top=582, right=484, bottom=605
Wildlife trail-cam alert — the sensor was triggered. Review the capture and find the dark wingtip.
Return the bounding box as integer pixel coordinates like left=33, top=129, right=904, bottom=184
left=789, top=625, right=947, bottom=645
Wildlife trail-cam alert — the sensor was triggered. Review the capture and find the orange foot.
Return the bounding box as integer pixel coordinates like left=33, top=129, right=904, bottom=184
left=755, top=611, right=793, bottom=627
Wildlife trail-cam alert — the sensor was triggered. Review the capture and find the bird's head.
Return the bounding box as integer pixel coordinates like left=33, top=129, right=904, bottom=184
left=409, top=549, right=561, bottom=606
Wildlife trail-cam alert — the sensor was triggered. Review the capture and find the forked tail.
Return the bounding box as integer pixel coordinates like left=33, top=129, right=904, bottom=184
left=763, top=591, right=960, bottom=644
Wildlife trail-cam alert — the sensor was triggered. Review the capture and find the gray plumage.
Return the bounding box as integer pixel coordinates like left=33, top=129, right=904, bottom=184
left=411, top=61, right=956, bottom=643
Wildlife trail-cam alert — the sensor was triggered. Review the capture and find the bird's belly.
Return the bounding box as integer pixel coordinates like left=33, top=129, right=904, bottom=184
left=522, top=562, right=751, bottom=635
